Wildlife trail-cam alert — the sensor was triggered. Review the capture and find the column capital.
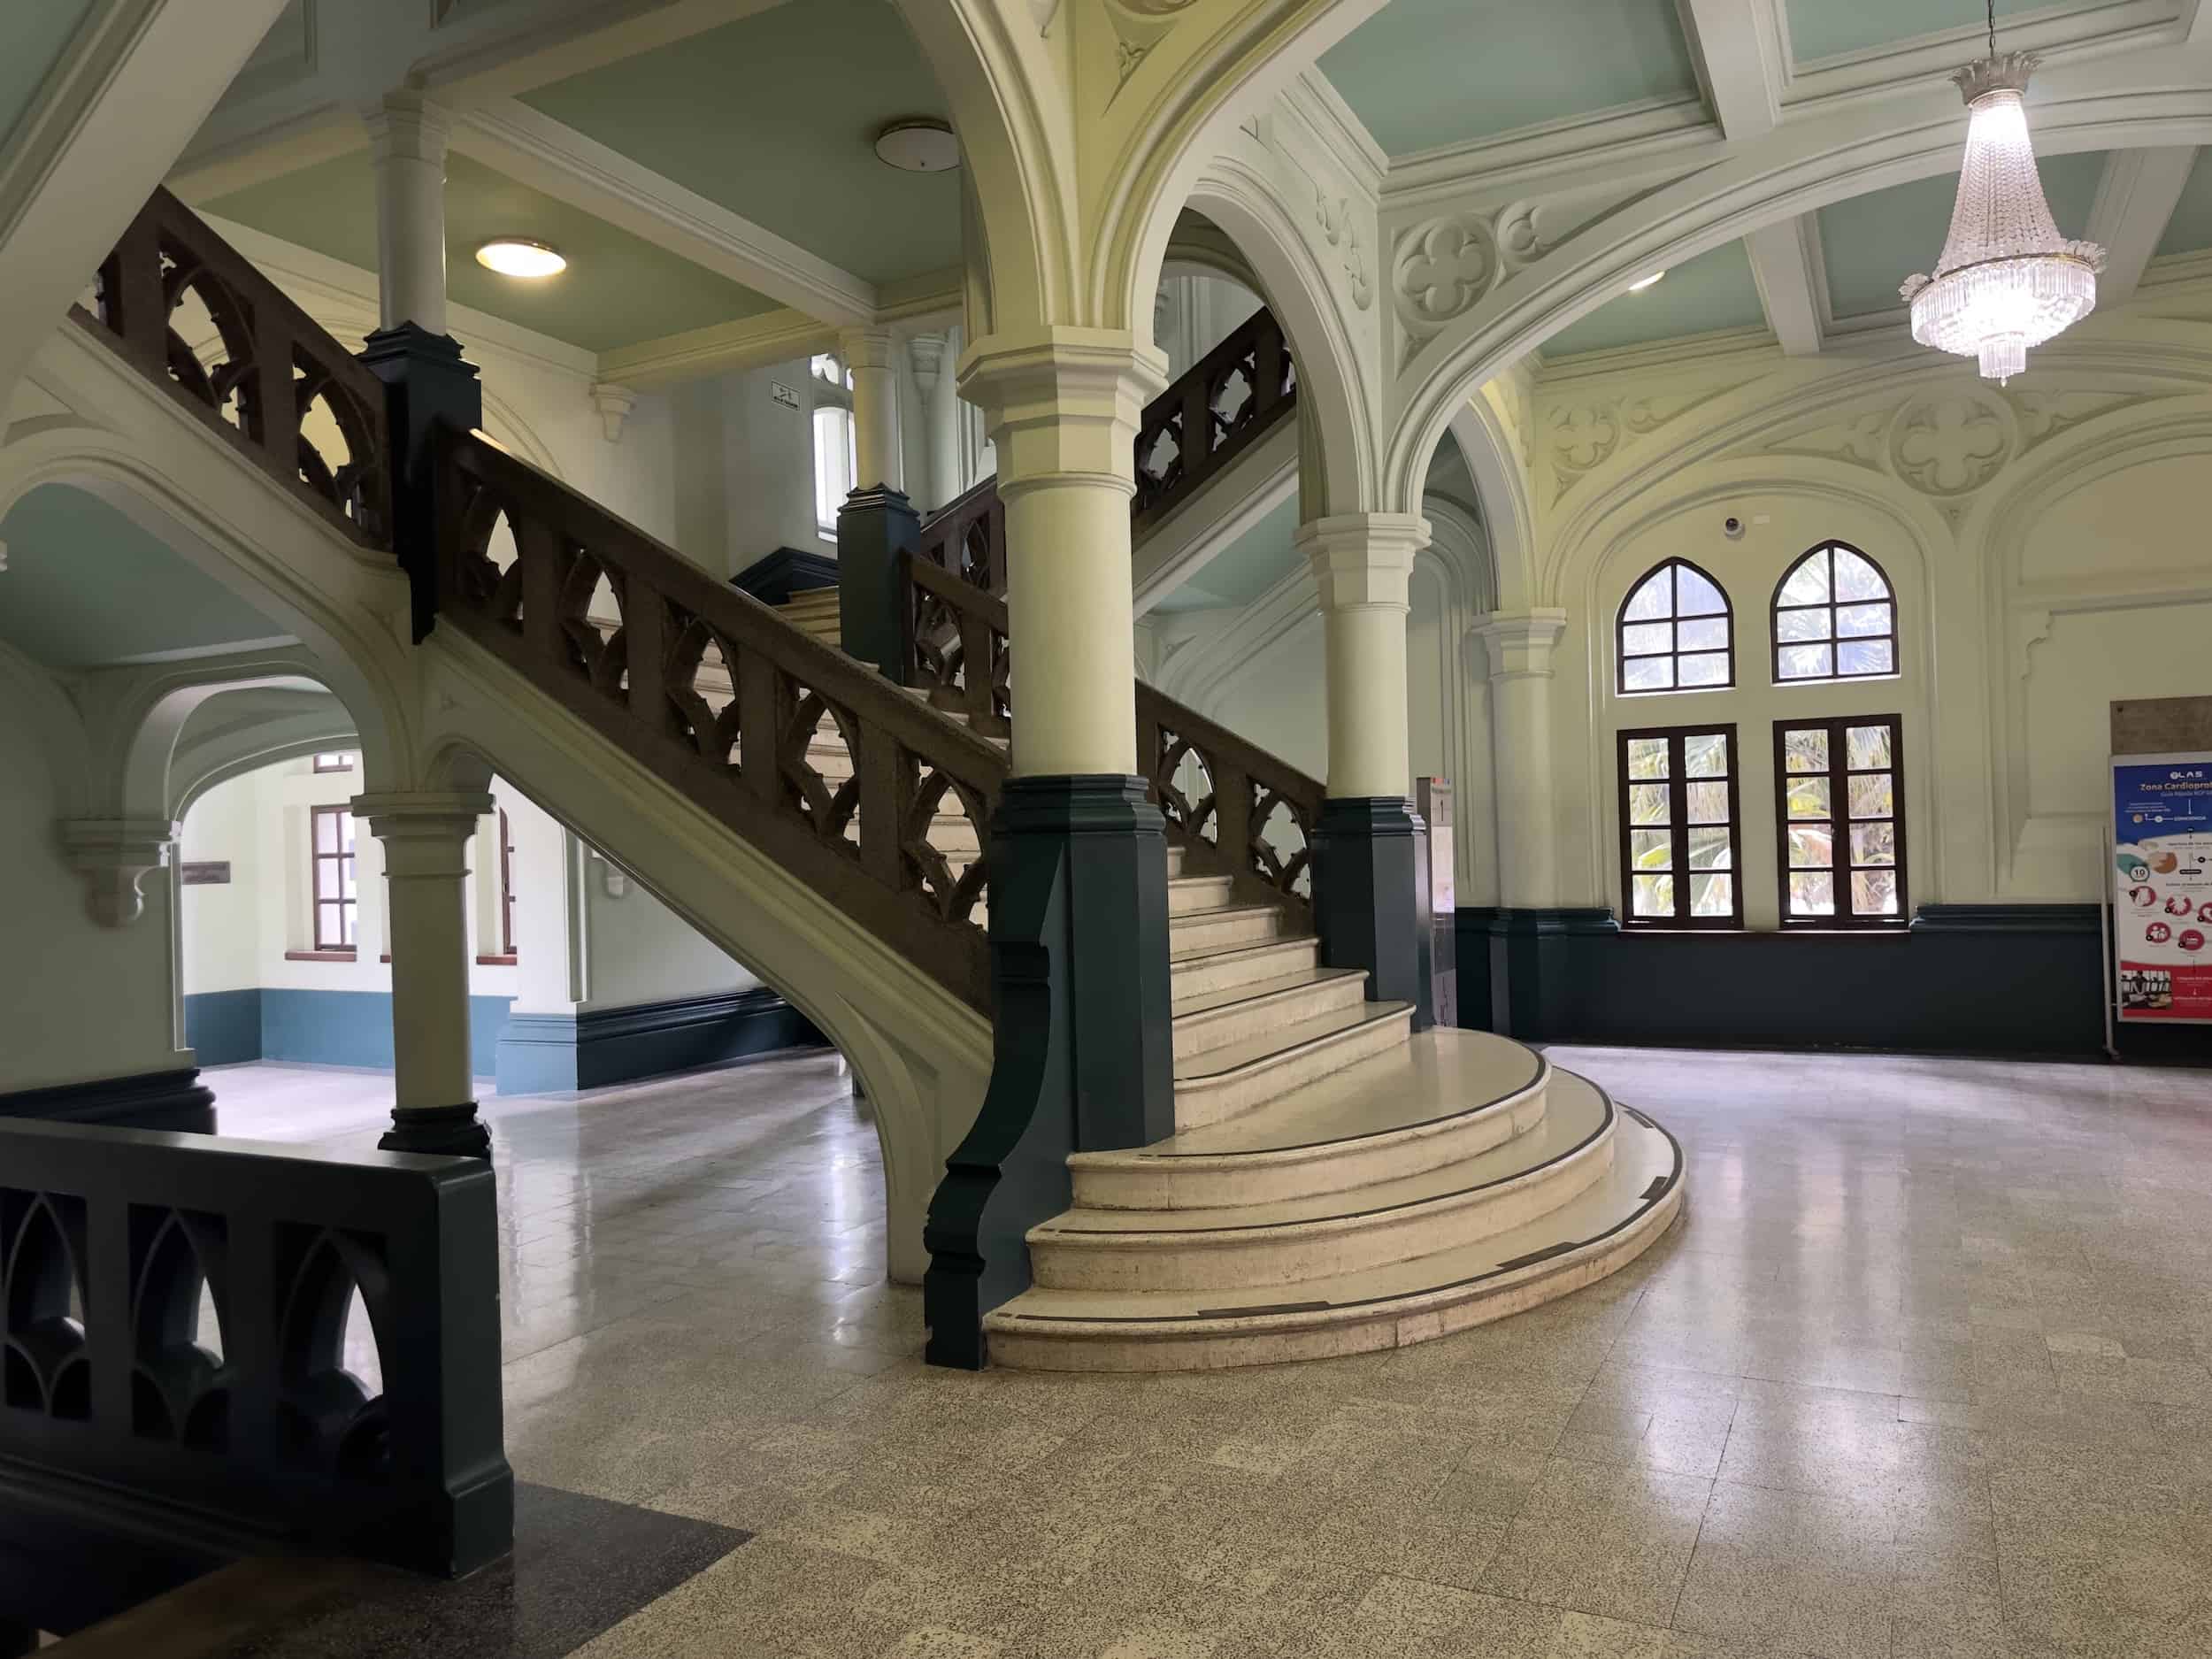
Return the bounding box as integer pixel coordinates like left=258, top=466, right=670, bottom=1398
left=352, top=790, right=492, bottom=849
left=836, top=324, right=897, bottom=373
left=956, top=326, right=1168, bottom=495
left=1296, top=513, right=1430, bottom=611
left=363, top=93, right=450, bottom=165
left=1472, top=608, right=1571, bottom=680
left=58, top=817, right=178, bottom=927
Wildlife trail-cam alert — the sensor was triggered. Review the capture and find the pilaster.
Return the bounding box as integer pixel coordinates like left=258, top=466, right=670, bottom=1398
left=837, top=324, right=902, bottom=494
left=1471, top=609, right=1569, bottom=910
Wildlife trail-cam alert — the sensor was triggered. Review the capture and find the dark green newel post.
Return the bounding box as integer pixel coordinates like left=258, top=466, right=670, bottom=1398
left=1314, top=797, right=1435, bottom=1032
left=360, top=322, right=482, bottom=642
left=923, top=775, right=1176, bottom=1369
left=835, top=484, right=920, bottom=683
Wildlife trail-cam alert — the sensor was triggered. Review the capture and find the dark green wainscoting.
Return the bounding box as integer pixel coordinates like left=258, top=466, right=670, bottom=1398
left=1455, top=904, right=2211, bottom=1063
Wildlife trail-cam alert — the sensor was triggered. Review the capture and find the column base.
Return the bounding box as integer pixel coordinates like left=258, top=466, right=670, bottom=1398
left=380, top=1102, right=492, bottom=1159
left=1313, top=797, right=1434, bottom=1033
left=834, top=485, right=920, bottom=681
left=924, top=775, right=1174, bottom=1369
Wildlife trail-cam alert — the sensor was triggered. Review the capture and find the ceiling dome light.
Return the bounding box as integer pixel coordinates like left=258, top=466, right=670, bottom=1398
left=1900, top=4, right=2103, bottom=384
left=873, top=119, right=960, bottom=173
left=1628, top=271, right=1666, bottom=293
left=474, top=239, right=566, bottom=279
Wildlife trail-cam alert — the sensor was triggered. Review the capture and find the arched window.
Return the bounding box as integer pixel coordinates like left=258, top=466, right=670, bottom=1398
left=1772, top=542, right=1896, bottom=682
left=1617, top=558, right=1732, bottom=694
left=810, top=353, right=856, bottom=536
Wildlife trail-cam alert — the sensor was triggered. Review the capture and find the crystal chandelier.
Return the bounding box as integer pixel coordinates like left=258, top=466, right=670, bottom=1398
left=1900, top=2, right=2105, bottom=385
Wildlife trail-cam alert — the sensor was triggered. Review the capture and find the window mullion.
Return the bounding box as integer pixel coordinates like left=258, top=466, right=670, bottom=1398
left=1669, top=739, right=1690, bottom=921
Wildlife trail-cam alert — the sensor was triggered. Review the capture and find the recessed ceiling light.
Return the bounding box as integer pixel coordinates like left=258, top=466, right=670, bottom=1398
left=1627, top=270, right=1667, bottom=293
left=874, top=119, right=960, bottom=173
left=475, top=239, right=566, bottom=279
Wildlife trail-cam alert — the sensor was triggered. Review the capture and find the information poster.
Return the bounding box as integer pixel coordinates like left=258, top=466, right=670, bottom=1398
left=2113, top=751, right=2212, bottom=1024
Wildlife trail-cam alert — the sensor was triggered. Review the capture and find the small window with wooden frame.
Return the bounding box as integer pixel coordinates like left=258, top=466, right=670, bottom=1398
left=495, top=809, right=518, bottom=962
left=1771, top=542, right=1897, bottom=683
left=1617, top=724, right=1744, bottom=929
left=310, top=804, right=357, bottom=953
left=311, top=751, right=355, bottom=773
left=1617, top=557, right=1733, bottom=695
left=1776, top=714, right=1907, bottom=926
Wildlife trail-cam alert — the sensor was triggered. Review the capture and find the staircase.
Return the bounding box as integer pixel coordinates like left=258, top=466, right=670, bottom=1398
left=71, top=186, right=1683, bottom=1377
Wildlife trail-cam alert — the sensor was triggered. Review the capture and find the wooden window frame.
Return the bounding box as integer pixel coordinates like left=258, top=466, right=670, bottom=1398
left=1616, top=557, right=1735, bottom=696
left=1616, top=722, right=1746, bottom=931
left=311, top=751, right=354, bottom=773
left=1770, top=541, right=1899, bottom=686
left=1773, top=713, right=1909, bottom=929
left=310, top=803, right=357, bottom=954
left=497, top=808, right=517, bottom=960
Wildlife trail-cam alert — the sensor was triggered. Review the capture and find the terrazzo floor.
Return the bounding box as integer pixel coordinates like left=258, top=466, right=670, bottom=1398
left=203, top=1046, right=2212, bottom=1658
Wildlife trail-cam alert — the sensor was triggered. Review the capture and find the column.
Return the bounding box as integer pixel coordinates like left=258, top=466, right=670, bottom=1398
left=1300, top=513, right=1435, bottom=1029
left=834, top=325, right=918, bottom=680
left=923, top=327, right=1177, bottom=1369
left=357, top=790, right=494, bottom=1157
left=358, top=94, right=480, bottom=644
left=907, top=332, right=951, bottom=511
left=1471, top=609, right=1572, bottom=1036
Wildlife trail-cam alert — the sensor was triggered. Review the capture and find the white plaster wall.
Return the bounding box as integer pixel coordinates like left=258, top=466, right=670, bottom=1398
left=580, top=863, right=759, bottom=1010
left=0, top=714, right=182, bottom=1090
left=726, top=359, right=834, bottom=565
left=177, top=768, right=263, bottom=995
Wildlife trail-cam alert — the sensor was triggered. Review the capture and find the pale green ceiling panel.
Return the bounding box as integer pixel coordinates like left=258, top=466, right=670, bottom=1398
left=1786, top=0, right=2047, bottom=64
left=0, top=485, right=287, bottom=669
left=2156, top=150, right=2212, bottom=256
left=521, top=0, right=960, bottom=286
left=0, top=1, right=93, bottom=150
left=1818, top=150, right=2108, bottom=319
left=204, top=152, right=778, bottom=354
left=1149, top=495, right=1302, bottom=614
left=1541, top=241, right=1768, bottom=358
left=1320, top=0, right=1701, bottom=157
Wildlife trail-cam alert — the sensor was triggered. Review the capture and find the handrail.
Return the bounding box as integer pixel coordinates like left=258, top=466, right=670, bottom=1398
left=903, top=550, right=1320, bottom=918
left=71, top=187, right=392, bottom=548
left=0, top=1118, right=507, bottom=1578
left=434, top=425, right=1004, bottom=1013
left=911, top=304, right=1298, bottom=596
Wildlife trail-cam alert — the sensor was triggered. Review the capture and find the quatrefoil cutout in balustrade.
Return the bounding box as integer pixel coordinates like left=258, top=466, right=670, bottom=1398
left=1209, top=353, right=1256, bottom=447
left=456, top=491, right=524, bottom=627
left=1138, top=409, right=1185, bottom=495
left=902, top=766, right=991, bottom=926
left=293, top=355, right=385, bottom=534
left=960, top=521, right=994, bottom=589
left=1153, top=734, right=1219, bottom=846
left=162, top=256, right=259, bottom=439
left=778, top=688, right=863, bottom=855
left=664, top=613, right=743, bottom=771
left=1250, top=788, right=1313, bottom=899
left=2, top=1189, right=92, bottom=1422
left=273, top=1225, right=392, bottom=1479
left=129, top=1208, right=231, bottom=1449
left=557, top=547, right=627, bottom=698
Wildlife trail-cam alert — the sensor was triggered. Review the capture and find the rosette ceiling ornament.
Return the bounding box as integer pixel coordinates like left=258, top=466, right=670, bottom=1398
left=1900, top=0, right=2106, bottom=385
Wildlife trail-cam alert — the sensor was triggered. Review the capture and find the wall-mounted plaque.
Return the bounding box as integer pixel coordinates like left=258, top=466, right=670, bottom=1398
left=179, top=862, right=231, bottom=886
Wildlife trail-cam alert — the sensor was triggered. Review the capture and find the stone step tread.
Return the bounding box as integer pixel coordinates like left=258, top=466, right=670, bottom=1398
left=1168, top=936, right=1317, bottom=977
left=1168, top=872, right=1236, bottom=893
left=1167, top=902, right=1294, bottom=957
left=1174, top=1001, right=1410, bottom=1086
left=1038, top=1071, right=1602, bottom=1239
left=1089, top=1029, right=1547, bottom=1164
left=991, top=1097, right=1678, bottom=1326
left=1169, top=965, right=1368, bottom=1023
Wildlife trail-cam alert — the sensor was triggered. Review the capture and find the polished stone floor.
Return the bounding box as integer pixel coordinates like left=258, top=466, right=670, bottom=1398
left=204, top=1047, right=2212, bottom=1659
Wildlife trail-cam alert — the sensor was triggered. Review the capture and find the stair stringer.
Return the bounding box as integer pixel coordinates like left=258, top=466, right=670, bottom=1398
left=417, top=629, right=992, bottom=1286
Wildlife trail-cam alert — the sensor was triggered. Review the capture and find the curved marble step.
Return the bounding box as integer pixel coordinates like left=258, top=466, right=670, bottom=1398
left=1172, top=1000, right=1413, bottom=1130
left=1072, top=1029, right=1548, bottom=1210
left=1030, top=1071, right=1617, bottom=1294
left=1171, top=966, right=1370, bottom=1064
left=1169, top=936, right=1320, bottom=1007
left=989, top=1089, right=1683, bottom=1371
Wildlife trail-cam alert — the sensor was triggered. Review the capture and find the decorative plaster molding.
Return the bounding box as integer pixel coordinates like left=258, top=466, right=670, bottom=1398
left=1545, top=381, right=1754, bottom=503
left=59, top=817, right=178, bottom=926
left=588, top=383, right=637, bottom=443
left=1888, top=394, right=2016, bottom=498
